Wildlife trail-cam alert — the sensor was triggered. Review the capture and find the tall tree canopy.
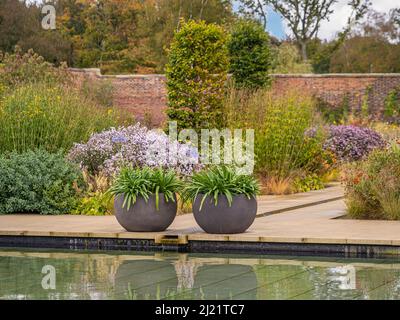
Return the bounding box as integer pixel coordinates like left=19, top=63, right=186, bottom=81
left=56, top=0, right=234, bottom=73
left=0, top=0, right=234, bottom=74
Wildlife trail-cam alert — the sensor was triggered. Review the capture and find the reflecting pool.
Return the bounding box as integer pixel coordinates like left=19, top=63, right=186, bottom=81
left=1, top=248, right=400, bottom=300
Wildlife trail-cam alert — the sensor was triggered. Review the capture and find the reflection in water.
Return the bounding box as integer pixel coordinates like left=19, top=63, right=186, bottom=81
left=327, top=265, right=356, bottom=290
left=1, top=249, right=400, bottom=300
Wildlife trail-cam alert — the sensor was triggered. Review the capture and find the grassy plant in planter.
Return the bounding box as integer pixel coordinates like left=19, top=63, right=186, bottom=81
left=184, top=166, right=260, bottom=234
left=108, top=167, right=182, bottom=232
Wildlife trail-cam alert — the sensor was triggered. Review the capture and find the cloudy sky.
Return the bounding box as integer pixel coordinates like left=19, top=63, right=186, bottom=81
left=265, top=0, right=397, bottom=40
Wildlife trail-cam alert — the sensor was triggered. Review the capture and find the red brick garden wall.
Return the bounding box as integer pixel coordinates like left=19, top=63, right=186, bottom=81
left=70, top=68, right=167, bottom=126
left=70, top=68, right=400, bottom=126
left=272, top=74, right=400, bottom=117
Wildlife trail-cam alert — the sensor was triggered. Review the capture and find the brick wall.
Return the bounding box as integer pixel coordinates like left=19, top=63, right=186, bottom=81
left=272, top=74, right=400, bottom=117
left=70, top=68, right=167, bottom=126
left=70, top=68, right=400, bottom=126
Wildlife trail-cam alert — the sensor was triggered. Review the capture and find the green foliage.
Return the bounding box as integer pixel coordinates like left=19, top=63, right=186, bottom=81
left=108, top=167, right=182, bottom=210
left=316, top=94, right=350, bottom=124
left=0, top=150, right=85, bottom=215
left=1, top=0, right=234, bottom=74
left=183, top=166, right=260, bottom=210
left=373, top=122, right=400, bottom=144
left=80, top=78, right=114, bottom=108
left=343, top=145, right=400, bottom=220
left=384, top=88, right=400, bottom=119
left=330, top=36, right=400, bottom=73
left=165, top=20, right=229, bottom=130
left=272, top=43, right=313, bottom=74
left=293, top=174, right=325, bottom=193
left=360, top=86, right=372, bottom=119
left=224, top=88, right=329, bottom=181
left=228, top=19, right=272, bottom=88
left=72, top=192, right=113, bottom=216
left=72, top=171, right=113, bottom=216
left=0, top=47, right=69, bottom=89
left=0, top=83, right=120, bottom=153
left=0, top=1, right=72, bottom=65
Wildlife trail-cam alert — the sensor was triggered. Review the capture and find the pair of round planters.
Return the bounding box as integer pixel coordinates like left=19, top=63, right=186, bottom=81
left=114, top=194, right=257, bottom=234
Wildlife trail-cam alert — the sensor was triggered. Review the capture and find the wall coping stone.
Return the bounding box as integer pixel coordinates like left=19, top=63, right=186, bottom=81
left=69, top=67, right=400, bottom=79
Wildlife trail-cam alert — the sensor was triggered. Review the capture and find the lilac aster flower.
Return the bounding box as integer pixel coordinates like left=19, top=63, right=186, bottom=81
left=324, top=125, right=386, bottom=162
left=68, top=123, right=202, bottom=177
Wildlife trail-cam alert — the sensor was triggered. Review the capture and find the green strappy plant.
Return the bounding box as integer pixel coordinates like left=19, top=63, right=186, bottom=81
left=183, top=166, right=260, bottom=211
left=108, top=167, right=182, bottom=211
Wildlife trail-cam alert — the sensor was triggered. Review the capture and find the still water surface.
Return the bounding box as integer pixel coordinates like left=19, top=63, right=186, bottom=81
left=1, top=248, right=400, bottom=300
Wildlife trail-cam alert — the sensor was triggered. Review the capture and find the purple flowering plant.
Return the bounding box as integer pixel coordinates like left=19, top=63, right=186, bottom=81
left=324, top=125, right=386, bottom=162
left=68, top=123, right=201, bottom=177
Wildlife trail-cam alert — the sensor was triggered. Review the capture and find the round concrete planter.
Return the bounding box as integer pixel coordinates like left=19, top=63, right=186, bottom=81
left=193, top=194, right=257, bottom=234
left=114, top=193, right=177, bottom=232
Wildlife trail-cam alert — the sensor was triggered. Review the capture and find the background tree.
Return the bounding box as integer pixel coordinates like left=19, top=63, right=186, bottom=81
left=239, top=0, right=370, bottom=61
left=228, top=19, right=272, bottom=88
left=165, top=20, right=229, bottom=130
left=272, top=42, right=313, bottom=73
left=1, top=0, right=234, bottom=74
left=329, top=8, right=400, bottom=73
left=134, top=0, right=234, bottom=72
left=0, top=0, right=72, bottom=65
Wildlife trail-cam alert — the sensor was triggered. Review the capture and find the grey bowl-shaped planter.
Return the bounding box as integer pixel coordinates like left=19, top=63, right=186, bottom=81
left=193, top=194, right=257, bottom=234
left=114, top=193, right=177, bottom=232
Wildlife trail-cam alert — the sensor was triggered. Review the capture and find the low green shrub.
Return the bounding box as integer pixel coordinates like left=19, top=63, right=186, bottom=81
left=0, top=83, right=121, bottom=153
left=293, top=174, right=325, bottom=193
left=0, top=150, right=85, bottom=215
left=342, top=145, right=400, bottom=220
left=72, top=192, right=113, bottom=216
left=316, top=95, right=350, bottom=124
left=183, top=166, right=260, bottom=210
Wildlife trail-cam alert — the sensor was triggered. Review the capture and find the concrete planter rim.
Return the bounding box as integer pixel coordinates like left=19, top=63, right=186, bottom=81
left=194, top=193, right=257, bottom=211
left=116, top=192, right=173, bottom=213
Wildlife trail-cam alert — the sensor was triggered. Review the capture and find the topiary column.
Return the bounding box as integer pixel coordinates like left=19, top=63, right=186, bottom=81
left=165, top=19, right=229, bottom=131
left=228, top=19, right=272, bottom=89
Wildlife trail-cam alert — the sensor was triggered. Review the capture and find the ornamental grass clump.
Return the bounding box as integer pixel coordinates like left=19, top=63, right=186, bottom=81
left=224, top=87, right=331, bottom=194
left=108, top=167, right=182, bottom=211
left=342, top=145, right=400, bottom=220
left=324, top=125, right=386, bottom=162
left=0, top=47, right=69, bottom=89
left=183, top=166, right=260, bottom=210
left=0, top=83, right=120, bottom=153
